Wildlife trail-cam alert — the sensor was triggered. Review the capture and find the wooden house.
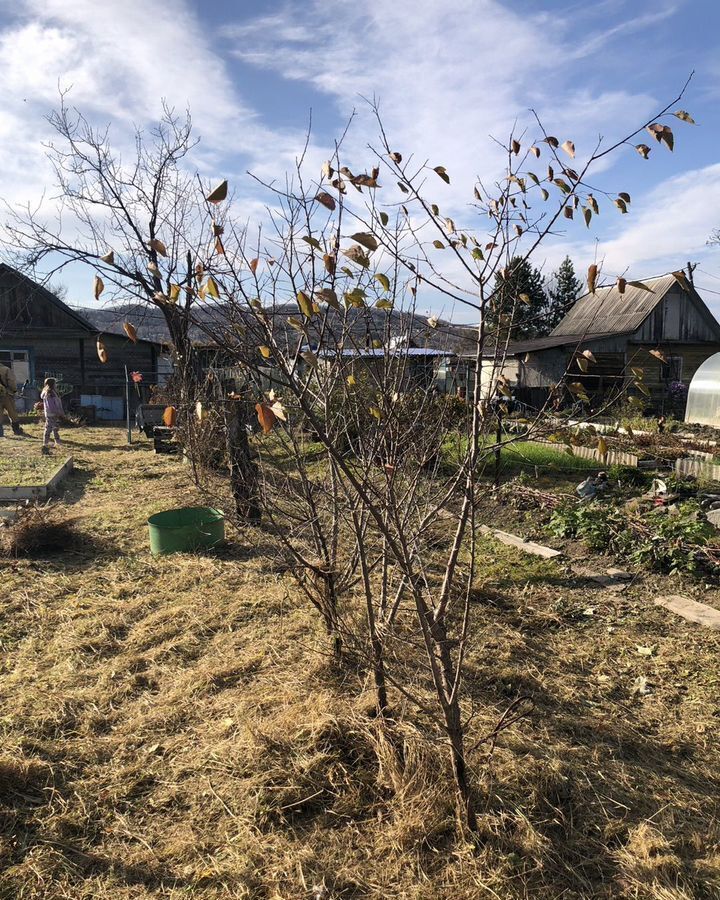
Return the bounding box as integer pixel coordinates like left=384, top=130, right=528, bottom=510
left=0, top=264, right=164, bottom=418
left=495, top=273, right=720, bottom=411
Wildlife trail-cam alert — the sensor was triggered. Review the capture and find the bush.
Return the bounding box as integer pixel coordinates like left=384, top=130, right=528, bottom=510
left=548, top=503, right=625, bottom=552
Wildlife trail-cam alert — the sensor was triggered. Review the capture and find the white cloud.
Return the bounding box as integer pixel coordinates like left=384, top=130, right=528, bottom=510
left=224, top=0, right=660, bottom=196
left=3, top=0, right=716, bottom=323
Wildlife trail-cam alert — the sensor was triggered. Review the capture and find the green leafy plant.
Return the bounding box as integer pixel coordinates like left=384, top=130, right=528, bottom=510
left=627, top=502, right=714, bottom=575
left=549, top=499, right=716, bottom=576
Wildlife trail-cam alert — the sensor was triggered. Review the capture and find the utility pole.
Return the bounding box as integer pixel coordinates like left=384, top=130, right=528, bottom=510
left=686, top=260, right=697, bottom=286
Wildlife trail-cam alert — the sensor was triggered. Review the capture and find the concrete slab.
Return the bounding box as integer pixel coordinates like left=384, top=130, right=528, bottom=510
left=655, top=594, right=720, bottom=630
left=479, top=525, right=562, bottom=558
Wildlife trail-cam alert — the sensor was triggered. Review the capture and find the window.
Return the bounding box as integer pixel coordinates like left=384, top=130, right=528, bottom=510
left=0, top=350, right=30, bottom=383
left=661, top=355, right=683, bottom=382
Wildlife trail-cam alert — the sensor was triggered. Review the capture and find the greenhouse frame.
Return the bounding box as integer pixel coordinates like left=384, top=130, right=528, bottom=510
left=685, top=351, right=720, bottom=427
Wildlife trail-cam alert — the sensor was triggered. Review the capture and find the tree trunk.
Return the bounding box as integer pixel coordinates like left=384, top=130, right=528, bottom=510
left=224, top=398, right=261, bottom=524
left=432, top=617, right=477, bottom=831
left=443, top=699, right=477, bottom=831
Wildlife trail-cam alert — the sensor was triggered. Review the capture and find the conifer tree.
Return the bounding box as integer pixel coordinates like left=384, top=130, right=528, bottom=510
left=489, top=256, right=548, bottom=341
left=545, top=255, right=582, bottom=334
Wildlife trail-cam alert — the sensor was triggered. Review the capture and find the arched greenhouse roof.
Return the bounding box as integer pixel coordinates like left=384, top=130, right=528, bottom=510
left=685, top=352, right=720, bottom=428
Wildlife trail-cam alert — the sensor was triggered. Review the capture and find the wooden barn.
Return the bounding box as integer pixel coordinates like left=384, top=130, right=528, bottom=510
left=498, top=273, right=720, bottom=412
left=0, top=264, right=164, bottom=419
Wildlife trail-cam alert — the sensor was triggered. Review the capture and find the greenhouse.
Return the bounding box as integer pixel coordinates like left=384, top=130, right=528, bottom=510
left=685, top=351, right=720, bottom=427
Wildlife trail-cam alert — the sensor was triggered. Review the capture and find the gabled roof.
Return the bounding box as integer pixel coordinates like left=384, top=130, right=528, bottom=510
left=0, top=263, right=100, bottom=332
left=0, top=264, right=161, bottom=345
left=551, top=273, right=676, bottom=337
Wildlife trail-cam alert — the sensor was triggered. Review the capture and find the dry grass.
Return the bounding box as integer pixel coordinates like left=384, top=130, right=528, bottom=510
left=0, top=503, right=91, bottom=557
left=0, top=428, right=65, bottom=485
left=0, top=426, right=719, bottom=898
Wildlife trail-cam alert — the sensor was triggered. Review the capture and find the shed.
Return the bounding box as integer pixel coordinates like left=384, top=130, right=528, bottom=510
left=498, top=272, right=720, bottom=412
left=0, top=264, right=165, bottom=418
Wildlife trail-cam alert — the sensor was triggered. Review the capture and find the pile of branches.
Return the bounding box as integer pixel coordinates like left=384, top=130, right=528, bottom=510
left=499, top=480, right=572, bottom=511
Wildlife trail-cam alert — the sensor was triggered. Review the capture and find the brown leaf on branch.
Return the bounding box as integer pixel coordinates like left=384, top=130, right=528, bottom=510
left=315, top=288, right=340, bottom=310
left=350, top=232, right=378, bottom=251
left=315, top=192, right=336, bottom=211
left=343, top=245, right=370, bottom=268
left=96, top=336, right=108, bottom=363
left=256, top=402, right=277, bottom=434
left=561, top=139, right=575, bottom=158
left=647, top=123, right=674, bottom=151
left=206, top=180, right=228, bottom=203
left=297, top=290, right=313, bottom=318
left=673, top=110, right=696, bottom=124
left=672, top=270, right=690, bottom=291
left=123, top=322, right=138, bottom=343
left=149, top=238, right=167, bottom=257
left=587, top=264, right=598, bottom=294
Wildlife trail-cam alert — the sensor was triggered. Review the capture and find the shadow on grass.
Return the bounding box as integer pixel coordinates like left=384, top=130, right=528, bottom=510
left=460, top=588, right=720, bottom=896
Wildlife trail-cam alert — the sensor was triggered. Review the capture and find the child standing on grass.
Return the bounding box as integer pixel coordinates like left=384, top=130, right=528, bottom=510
left=40, top=378, right=64, bottom=455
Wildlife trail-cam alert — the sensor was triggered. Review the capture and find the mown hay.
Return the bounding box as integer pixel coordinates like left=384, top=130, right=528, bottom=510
left=2, top=425, right=720, bottom=899
left=0, top=504, right=90, bottom=557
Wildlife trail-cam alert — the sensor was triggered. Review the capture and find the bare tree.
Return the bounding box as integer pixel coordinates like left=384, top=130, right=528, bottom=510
left=5, top=79, right=695, bottom=829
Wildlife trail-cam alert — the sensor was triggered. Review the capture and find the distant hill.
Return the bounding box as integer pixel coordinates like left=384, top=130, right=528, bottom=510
left=74, top=302, right=477, bottom=355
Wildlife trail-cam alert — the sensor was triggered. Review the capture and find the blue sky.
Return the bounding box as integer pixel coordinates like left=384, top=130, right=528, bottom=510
left=1, top=0, right=719, bottom=322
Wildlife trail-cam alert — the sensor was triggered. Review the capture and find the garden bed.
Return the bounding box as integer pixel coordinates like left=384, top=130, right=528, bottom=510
left=0, top=437, right=64, bottom=486
left=0, top=433, right=74, bottom=499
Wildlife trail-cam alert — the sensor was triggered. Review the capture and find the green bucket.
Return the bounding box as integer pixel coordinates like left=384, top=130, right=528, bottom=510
left=147, top=506, right=225, bottom=556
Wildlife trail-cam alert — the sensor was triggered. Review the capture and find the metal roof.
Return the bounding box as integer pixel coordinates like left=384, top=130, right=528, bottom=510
left=475, top=332, right=626, bottom=358
left=550, top=273, right=676, bottom=337
left=324, top=347, right=453, bottom=358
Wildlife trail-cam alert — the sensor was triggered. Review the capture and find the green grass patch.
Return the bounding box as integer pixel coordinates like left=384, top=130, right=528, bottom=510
left=478, top=440, right=598, bottom=476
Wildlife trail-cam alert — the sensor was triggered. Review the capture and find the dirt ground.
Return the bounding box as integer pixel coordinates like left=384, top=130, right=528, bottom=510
left=1, top=425, right=719, bottom=899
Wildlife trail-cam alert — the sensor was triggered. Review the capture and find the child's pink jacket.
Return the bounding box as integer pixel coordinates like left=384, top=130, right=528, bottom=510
left=42, top=391, right=64, bottom=418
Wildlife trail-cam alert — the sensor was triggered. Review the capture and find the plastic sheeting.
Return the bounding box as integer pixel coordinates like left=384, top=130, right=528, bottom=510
left=685, top=352, right=720, bottom=427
